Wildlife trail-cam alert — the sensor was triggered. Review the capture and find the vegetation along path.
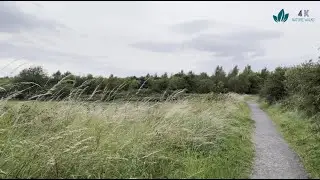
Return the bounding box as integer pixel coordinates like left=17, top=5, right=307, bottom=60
left=248, top=102, right=309, bottom=179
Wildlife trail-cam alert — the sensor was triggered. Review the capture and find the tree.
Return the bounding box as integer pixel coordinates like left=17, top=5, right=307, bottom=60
left=52, top=71, right=62, bottom=80
left=14, top=66, right=49, bottom=86
left=260, top=67, right=288, bottom=104
left=228, top=65, right=239, bottom=78
left=13, top=66, right=49, bottom=99
left=169, top=76, right=186, bottom=90
left=227, top=66, right=240, bottom=92
left=212, top=66, right=227, bottom=93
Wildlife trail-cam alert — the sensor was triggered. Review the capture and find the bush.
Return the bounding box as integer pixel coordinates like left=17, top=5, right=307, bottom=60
left=284, top=60, right=320, bottom=116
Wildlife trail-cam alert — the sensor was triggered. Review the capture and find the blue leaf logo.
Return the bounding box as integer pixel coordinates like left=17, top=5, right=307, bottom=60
left=283, top=13, right=289, bottom=22
left=273, top=9, right=289, bottom=23
left=278, top=9, right=285, bottom=22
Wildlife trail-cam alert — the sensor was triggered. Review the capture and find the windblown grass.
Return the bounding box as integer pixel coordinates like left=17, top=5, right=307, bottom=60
left=0, top=92, right=254, bottom=178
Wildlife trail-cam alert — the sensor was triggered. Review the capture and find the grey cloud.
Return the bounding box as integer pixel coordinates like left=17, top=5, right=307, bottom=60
left=31, top=2, right=44, bottom=8
left=184, top=31, right=280, bottom=61
left=170, top=19, right=214, bottom=35
left=0, top=2, right=66, bottom=33
left=249, top=50, right=266, bottom=59
left=226, top=30, right=283, bottom=41
left=0, top=42, right=108, bottom=65
left=185, top=33, right=255, bottom=53
left=131, top=20, right=283, bottom=61
left=130, top=42, right=183, bottom=53
left=0, top=41, right=111, bottom=77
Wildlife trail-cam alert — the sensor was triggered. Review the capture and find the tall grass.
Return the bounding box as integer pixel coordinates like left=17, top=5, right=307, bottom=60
left=0, top=80, right=254, bottom=178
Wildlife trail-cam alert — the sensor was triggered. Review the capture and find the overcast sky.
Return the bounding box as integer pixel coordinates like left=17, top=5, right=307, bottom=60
left=0, top=1, right=320, bottom=77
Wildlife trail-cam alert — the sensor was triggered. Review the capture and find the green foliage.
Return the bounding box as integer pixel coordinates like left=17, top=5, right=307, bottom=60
left=0, top=94, right=254, bottom=178
left=11, top=66, right=49, bottom=99
left=14, top=66, right=49, bottom=86
left=260, top=67, right=287, bottom=104
left=0, top=77, right=12, bottom=98
left=0, top=64, right=271, bottom=100
left=168, top=76, right=184, bottom=90
left=1, top=58, right=320, bottom=119
left=258, top=58, right=320, bottom=119
left=284, top=60, right=320, bottom=116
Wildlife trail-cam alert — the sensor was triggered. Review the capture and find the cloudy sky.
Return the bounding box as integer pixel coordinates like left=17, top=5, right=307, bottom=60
left=0, top=1, right=320, bottom=77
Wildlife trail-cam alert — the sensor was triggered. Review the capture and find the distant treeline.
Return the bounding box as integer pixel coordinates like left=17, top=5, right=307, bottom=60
left=0, top=59, right=320, bottom=116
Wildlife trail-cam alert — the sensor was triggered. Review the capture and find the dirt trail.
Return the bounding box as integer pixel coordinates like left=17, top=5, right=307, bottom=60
left=248, top=102, right=309, bottom=179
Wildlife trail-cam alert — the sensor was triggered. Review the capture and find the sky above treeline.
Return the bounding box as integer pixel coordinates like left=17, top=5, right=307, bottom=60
left=0, top=1, right=320, bottom=77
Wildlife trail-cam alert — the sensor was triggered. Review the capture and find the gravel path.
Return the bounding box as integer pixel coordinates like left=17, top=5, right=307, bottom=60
left=248, top=102, right=309, bottom=179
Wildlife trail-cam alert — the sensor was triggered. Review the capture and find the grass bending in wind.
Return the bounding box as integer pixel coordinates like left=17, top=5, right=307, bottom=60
left=0, top=80, right=254, bottom=178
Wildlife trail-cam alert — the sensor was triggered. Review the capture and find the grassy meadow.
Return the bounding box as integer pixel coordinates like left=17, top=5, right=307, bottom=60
left=0, top=93, right=254, bottom=178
